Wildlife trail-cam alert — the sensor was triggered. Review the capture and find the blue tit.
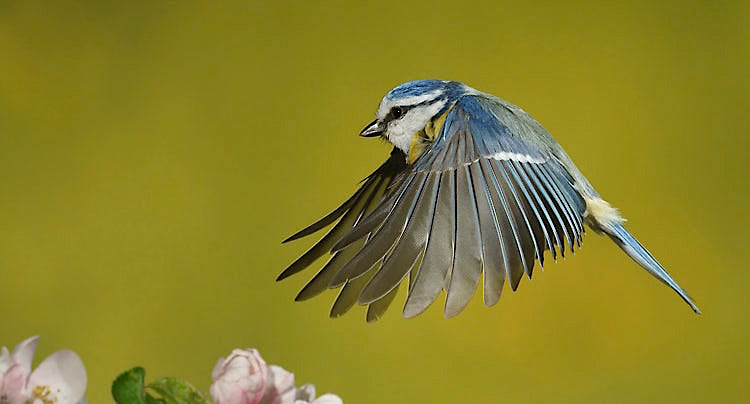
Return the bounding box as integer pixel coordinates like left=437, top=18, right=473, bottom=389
left=280, top=80, right=699, bottom=322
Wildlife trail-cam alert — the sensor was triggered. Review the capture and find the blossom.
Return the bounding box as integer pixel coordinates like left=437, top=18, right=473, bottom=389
left=0, top=336, right=87, bottom=404
left=210, top=348, right=341, bottom=404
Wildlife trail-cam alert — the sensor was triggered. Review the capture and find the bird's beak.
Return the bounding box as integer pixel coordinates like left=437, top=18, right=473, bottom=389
left=360, top=119, right=384, bottom=138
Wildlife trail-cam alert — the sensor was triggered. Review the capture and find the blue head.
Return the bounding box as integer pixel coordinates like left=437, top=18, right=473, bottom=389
left=360, top=80, right=476, bottom=154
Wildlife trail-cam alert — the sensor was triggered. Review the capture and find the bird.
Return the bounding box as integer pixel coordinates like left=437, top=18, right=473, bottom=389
left=279, top=80, right=699, bottom=322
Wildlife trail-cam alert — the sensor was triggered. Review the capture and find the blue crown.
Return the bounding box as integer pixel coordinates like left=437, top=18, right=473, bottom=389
left=385, top=80, right=466, bottom=102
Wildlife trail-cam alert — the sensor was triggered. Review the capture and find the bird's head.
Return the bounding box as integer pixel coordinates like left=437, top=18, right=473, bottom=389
left=360, top=80, right=474, bottom=156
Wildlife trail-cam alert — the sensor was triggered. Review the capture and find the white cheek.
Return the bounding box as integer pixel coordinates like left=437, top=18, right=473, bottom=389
left=387, top=122, right=416, bottom=154
left=387, top=100, right=446, bottom=153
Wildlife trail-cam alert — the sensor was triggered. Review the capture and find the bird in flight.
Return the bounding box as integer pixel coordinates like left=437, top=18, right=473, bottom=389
left=280, top=80, right=699, bottom=322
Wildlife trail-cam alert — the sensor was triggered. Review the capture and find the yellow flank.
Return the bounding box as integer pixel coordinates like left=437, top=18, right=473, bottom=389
left=583, top=196, right=626, bottom=229
left=408, top=108, right=452, bottom=164
left=408, top=129, right=427, bottom=164
left=425, top=108, right=450, bottom=140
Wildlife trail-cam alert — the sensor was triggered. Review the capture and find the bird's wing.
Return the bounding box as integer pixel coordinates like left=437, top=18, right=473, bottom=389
left=328, top=95, right=586, bottom=319
left=278, top=147, right=408, bottom=300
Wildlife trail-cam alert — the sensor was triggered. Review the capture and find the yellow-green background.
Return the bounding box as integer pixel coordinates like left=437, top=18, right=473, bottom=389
left=2, top=1, right=748, bottom=403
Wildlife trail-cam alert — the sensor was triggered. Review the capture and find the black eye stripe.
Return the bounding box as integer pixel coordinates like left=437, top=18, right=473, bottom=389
left=386, top=96, right=447, bottom=123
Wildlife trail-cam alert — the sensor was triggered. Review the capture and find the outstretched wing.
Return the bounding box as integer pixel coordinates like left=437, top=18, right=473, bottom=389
left=282, top=95, right=586, bottom=320
left=279, top=147, right=408, bottom=301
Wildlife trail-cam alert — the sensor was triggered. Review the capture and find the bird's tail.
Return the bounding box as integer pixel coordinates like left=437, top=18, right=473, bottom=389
left=605, top=223, right=700, bottom=314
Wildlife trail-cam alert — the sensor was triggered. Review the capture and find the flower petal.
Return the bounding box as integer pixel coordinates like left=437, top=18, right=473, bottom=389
left=212, top=356, right=227, bottom=380
left=311, top=394, right=343, bottom=404
left=266, top=365, right=296, bottom=404
left=11, top=335, right=39, bottom=373
left=27, top=350, right=87, bottom=404
left=1, top=363, right=28, bottom=403
left=294, top=384, right=316, bottom=402
left=0, top=346, right=11, bottom=373
left=210, top=349, right=270, bottom=404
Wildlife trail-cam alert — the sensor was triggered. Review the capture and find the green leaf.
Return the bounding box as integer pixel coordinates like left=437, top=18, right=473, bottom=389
left=112, top=367, right=166, bottom=404
left=147, top=377, right=208, bottom=404
left=112, top=367, right=146, bottom=403
left=146, top=395, right=167, bottom=404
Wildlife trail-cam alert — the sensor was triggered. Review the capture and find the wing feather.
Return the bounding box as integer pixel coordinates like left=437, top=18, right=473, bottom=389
left=282, top=192, right=359, bottom=243
left=278, top=174, right=387, bottom=281
left=488, top=160, right=537, bottom=280
left=469, top=161, right=506, bottom=307
left=478, top=160, right=522, bottom=290
left=366, top=283, right=400, bottom=323
left=279, top=149, right=406, bottom=281
left=502, top=159, right=555, bottom=262
left=330, top=270, right=374, bottom=318
left=534, top=162, right=584, bottom=250
left=545, top=162, right=586, bottom=243
left=527, top=162, right=576, bottom=253
left=509, top=160, right=563, bottom=260
left=444, top=163, right=483, bottom=317
left=402, top=171, right=454, bottom=318
left=330, top=175, right=405, bottom=252
left=295, top=238, right=363, bottom=301
left=295, top=176, right=390, bottom=300
left=358, top=173, right=439, bottom=304
left=330, top=172, right=423, bottom=286
left=495, top=159, right=546, bottom=268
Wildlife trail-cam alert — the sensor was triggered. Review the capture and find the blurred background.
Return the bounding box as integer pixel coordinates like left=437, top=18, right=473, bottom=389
left=1, top=1, right=748, bottom=402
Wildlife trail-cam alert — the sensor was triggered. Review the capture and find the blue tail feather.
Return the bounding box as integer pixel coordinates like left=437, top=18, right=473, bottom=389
left=607, top=223, right=700, bottom=314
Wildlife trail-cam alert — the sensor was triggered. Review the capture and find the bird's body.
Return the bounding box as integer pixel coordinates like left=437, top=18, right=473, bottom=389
left=280, top=80, right=699, bottom=321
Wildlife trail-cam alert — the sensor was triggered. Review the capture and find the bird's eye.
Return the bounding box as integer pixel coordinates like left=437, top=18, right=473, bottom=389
left=391, top=106, right=405, bottom=119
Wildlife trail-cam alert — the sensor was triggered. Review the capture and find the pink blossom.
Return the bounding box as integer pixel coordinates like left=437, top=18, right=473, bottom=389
left=0, top=336, right=87, bottom=404
left=210, top=349, right=269, bottom=404
left=210, top=348, right=341, bottom=404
